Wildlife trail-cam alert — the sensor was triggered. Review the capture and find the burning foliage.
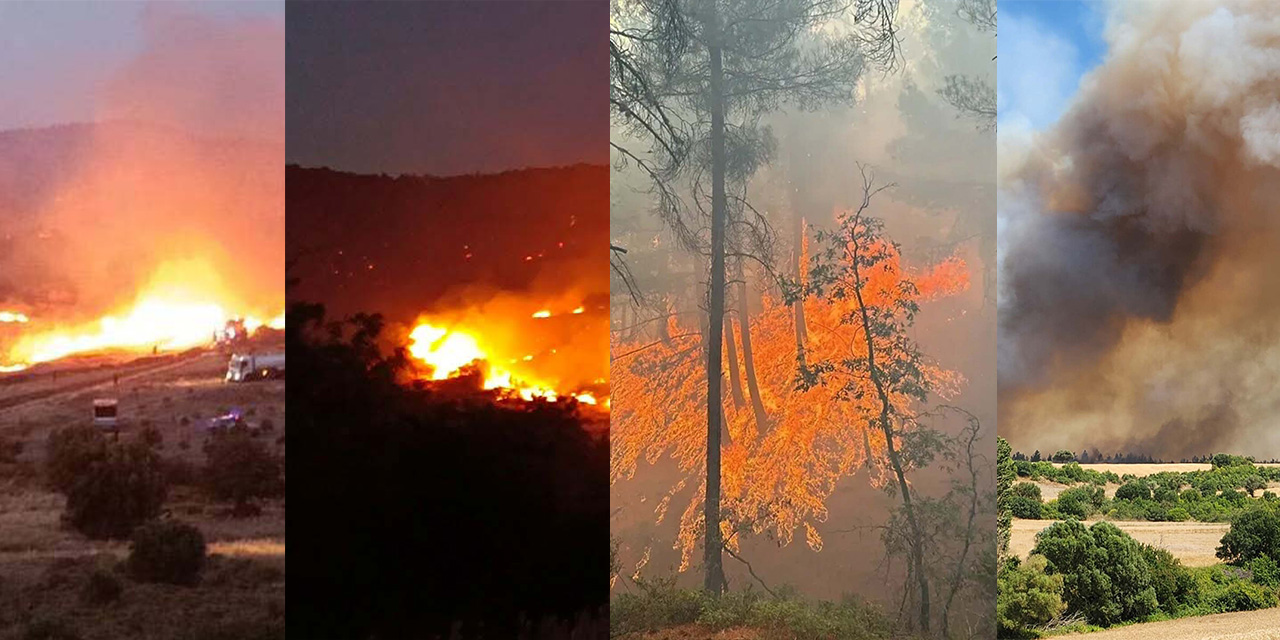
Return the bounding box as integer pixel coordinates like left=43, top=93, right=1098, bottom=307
left=611, top=214, right=969, bottom=571
left=999, top=0, right=1280, bottom=458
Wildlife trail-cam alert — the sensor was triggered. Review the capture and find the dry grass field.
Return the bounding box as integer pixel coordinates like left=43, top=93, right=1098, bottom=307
left=1013, top=462, right=1280, bottom=566
left=1009, top=519, right=1230, bottom=567
left=1056, top=608, right=1280, bottom=639
left=0, top=344, right=284, bottom=639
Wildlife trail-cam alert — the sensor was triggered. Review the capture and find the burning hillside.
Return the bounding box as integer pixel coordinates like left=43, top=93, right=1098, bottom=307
left=0, top=7, right=283, bottom=372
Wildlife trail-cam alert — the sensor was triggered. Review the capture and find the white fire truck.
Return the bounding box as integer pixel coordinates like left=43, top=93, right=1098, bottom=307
left=226, top=352, right=286, bottom=382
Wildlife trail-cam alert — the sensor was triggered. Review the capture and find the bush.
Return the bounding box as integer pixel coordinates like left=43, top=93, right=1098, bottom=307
left=203, top=427, right=283, bottom=517
left=21, top=619, right=81, bottom=640
left=1248, top=555, right=1280, bottom=587
left=1033, top=521, right=1160, bottom=626
left=997, top=555, right=1066, bottom=637
left=0, top=435, right=22, bottom=463
left=1216, top=508, right=1280, bottom=565
left=1051, top=450, right=1075, bottom=463
left=1140, top=545, right=1197, bottom=615
left=62, top=440, right=167, bottom=539
left=127, top=520, right=206, bottom=585
left=610, top=577, right=704, bottom=635
left=1206, top=579, right=1277, bottom=613
left=1115, top=480, right=1151, bottom=502
left=45, top=425, right=108, bottom=492
left=81, top=567, right=123, bottom=605
left=1055, top=486, right=1102, bottom=519
left=1011, top=482, right=1042, bottom=500
left=139, top=425, right=163, bottom=449
left=1009, top=496, right=1043, bottom=520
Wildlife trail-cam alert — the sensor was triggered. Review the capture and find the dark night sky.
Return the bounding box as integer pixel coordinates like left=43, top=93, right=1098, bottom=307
left=286, top=0, right=607, bottom=177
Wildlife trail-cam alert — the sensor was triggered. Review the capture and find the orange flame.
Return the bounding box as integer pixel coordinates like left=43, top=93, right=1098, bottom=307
left=407, top=320, right=599, bottom=405
left=0, top=261, right=283, bottom=371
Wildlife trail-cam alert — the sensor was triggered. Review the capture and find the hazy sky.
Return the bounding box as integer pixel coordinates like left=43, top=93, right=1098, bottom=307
left=0, top=1, right=283, bottom=132
left=997, top=0, right=1106, bottom=132
left=286, top=1, right=607, bottom=176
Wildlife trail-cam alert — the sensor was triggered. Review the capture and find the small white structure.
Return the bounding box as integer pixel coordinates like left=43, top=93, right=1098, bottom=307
left=93, top=398, right=119, bottom=430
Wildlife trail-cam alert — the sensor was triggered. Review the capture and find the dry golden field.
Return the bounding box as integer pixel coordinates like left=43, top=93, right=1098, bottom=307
left=0, top=346, right=285, bottom=639
left=1009, top=519, right=1230, bottom=567
left=1056, top=608, right=1280, bottom=639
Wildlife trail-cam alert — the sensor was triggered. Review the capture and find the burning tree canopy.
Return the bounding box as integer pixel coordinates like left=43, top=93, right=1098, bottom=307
left=612, top=217, right=968, bottom=569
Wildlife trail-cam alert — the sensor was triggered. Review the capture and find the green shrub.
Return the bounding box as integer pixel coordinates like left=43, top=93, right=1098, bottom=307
left=127, top=520, right=206, bottom=585
left=1248, top=555, right=1280, bottom=587
left=1206, top=579, right=1277, bottom=613
left=1012, top=482, right=1043, bottom=500
left=1033, top=521, right=1160, bottom=626
left=1115, top=480, right=1151, bottom=502
left=81, top=567, right=123, bottom=605
left=1216, top=508, right=1280, bottom=565
left=610, top=577, right=704, bottom=635
left=203, top=427, right=283, bottom=517
left=997, top=555, right=1066, bottom=637
left=63, top=440, right=167, bottom=539
left=1140, top=545, right=1197, bottom=615
left=46, top=425, right=108, bottom=492
left=1010, top=496, right=1043, bottom=519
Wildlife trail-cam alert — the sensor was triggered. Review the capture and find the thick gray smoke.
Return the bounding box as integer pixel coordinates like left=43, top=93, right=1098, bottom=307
left=998, top=0, right=1280, bottom=459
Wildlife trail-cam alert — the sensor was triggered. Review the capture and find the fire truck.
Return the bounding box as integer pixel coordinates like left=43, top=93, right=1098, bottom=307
left=226, top=352, right=286, bottom=382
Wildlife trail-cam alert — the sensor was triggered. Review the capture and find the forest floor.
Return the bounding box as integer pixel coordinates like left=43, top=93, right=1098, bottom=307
left=1054, top=608, right=1280, bottom=639
left=0, top=344, right=284, bottom=640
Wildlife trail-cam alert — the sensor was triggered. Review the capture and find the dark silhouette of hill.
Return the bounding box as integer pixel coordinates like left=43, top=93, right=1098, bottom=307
left=285, top=164, right=609, bottom=321
left=285, top=303, right=609, bottom=638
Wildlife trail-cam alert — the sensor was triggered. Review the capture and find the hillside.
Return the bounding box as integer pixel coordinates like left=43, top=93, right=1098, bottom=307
left=285, top=163, right=608, bottom=320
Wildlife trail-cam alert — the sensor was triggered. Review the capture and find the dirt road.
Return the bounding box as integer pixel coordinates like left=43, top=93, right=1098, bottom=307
left=1056, top=608, right=1280, bottom=639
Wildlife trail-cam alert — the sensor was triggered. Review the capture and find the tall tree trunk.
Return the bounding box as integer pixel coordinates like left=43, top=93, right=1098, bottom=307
left=792, top=208, right=808, bottom=369
left=852, top=247, right=930, bottom=633
left=735, top=268, right=769, bottom=431
left=703, top=7, right=727, bottom=596
left=725, top=316, right=745, bottom=408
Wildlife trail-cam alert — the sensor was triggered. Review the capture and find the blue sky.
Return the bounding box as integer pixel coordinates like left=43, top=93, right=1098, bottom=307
left=997, top=0, right=1107, bottom=132
left=0, top=1, right=283, bottom=131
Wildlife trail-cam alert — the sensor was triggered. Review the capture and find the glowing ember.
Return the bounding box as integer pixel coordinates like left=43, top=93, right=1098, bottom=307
left=532, top=310, right=552, bottom=318
left=0, top=311, right=29, bottom=323
left=571, top=306, right=585, bottom=314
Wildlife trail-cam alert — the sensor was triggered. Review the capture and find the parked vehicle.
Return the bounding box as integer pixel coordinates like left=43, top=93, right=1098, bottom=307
left=226, top=352, right=285, bottom=382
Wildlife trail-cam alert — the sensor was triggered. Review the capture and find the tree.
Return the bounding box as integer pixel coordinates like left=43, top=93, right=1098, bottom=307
left=1244, top=475, right=1267, bottom=497
left=1216, top=508, right=1280, bottom=565
left=62, top=440, right=167, bottom=539
left=801, top=170, right=961, bottom=632
left=939, top=0, right=996, bottom=130
left=997, top=437, right=1014, bottom=557
left=996, top=555, right=1066, bottom=637
left=1051, top=450, right=1075, bottom=463
left=203, top=426, right=283, bottom=517
left=1030, top=450, right=1041, bottom=463
left=611, top=0, right=901, bottom=595
left=1033, top=521, right=1162, bottom=626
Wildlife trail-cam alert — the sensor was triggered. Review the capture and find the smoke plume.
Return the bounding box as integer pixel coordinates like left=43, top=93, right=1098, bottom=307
left=0, top=5, right=283, bottom=324
left=998, top=0, right=1280, bottom=458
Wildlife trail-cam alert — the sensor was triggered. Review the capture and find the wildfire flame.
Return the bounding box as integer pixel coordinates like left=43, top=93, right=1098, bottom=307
left=407, top=321, right=598, bottom=405
left=0, top=311, right=29, bottom=324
